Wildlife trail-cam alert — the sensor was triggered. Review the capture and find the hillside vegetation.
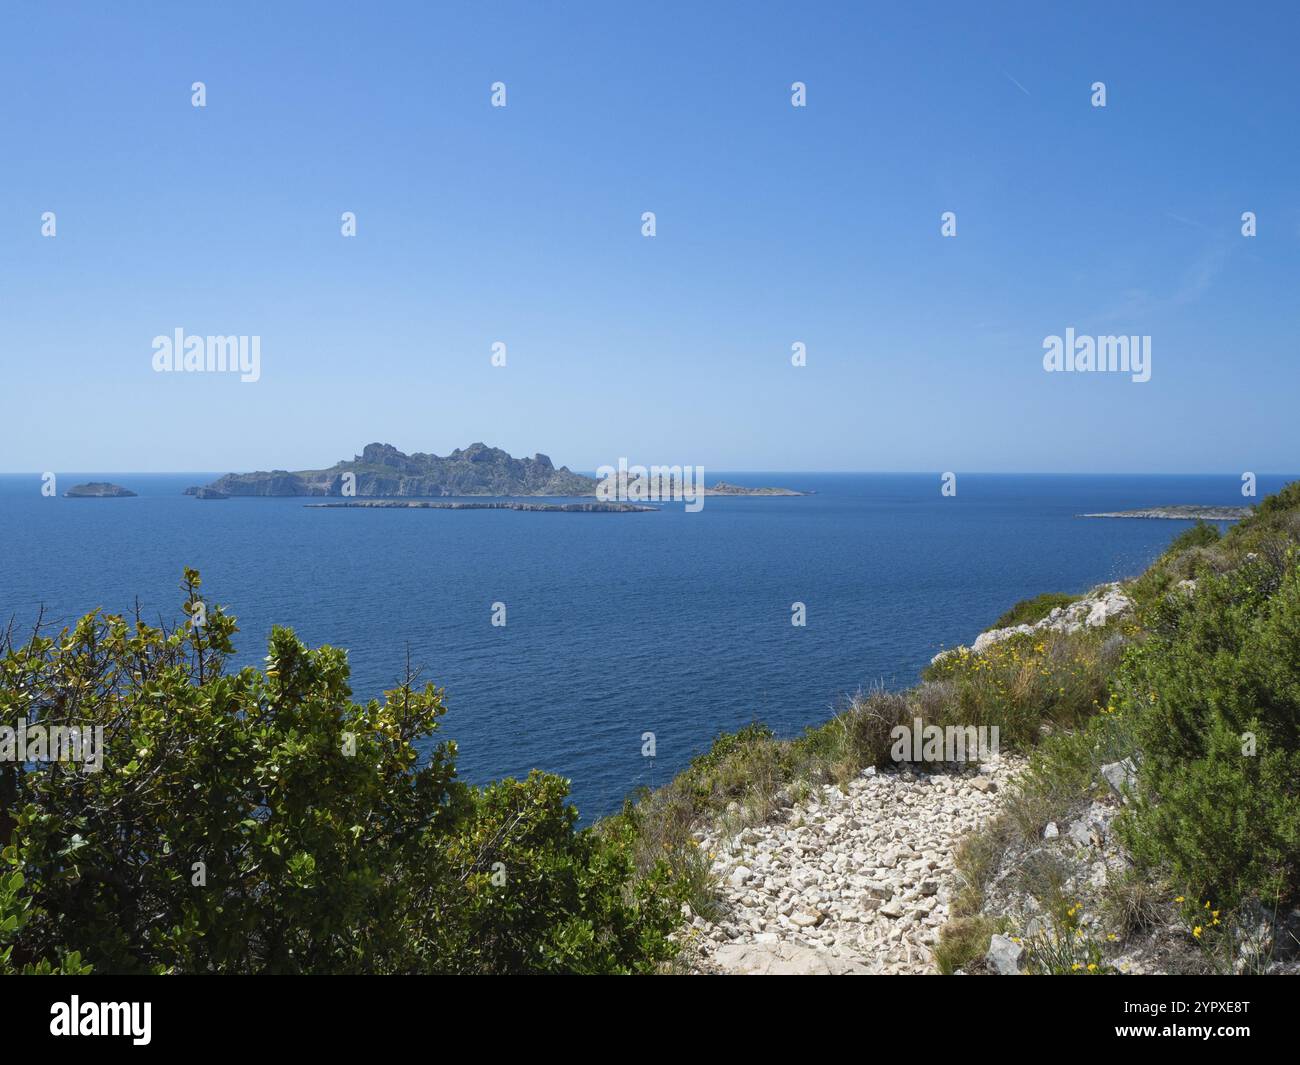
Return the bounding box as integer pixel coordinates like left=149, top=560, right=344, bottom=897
left=612, top=484, right=1300, bottom=973
left=1, top=571, right=681, bottom=974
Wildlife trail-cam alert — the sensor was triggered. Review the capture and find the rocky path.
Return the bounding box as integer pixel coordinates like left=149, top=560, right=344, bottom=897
left=680, top=756, right=1024, bottom=975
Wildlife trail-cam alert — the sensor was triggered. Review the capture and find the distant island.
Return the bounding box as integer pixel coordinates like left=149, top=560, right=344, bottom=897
left=703, top=481, right=804, bottom=496
left=1080, top=505, right=1252, bottom=521
left=187, top=443, right=806, bottom=498
left=308, top=500, right=656, bottom=513
left=64, top=482, right=136, bottom=498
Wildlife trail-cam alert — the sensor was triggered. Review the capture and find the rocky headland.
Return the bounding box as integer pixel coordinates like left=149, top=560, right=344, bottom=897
left=1081, top=505, right=1251, bottom=520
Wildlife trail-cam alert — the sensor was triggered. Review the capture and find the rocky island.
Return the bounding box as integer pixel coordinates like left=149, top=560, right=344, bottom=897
left=192, top=442, right=805, bottom=498
left=307, top=500, right=656, bottom=513
left=702, top=481, right=807, bottom=496
left=64, top=482, right=137, bottom=498
left=1080, top=504, right=1252, bottom=520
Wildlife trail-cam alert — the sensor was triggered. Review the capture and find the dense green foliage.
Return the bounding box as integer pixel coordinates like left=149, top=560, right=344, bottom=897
left=1, top=847, right=91, bottom=974
left=1118, top=551, right=1300, bottom=907
left=0, top=571, right=681, bottom=974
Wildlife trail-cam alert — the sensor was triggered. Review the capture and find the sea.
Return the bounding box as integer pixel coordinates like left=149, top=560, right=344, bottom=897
left=0, top=472, right=1286, bottom=820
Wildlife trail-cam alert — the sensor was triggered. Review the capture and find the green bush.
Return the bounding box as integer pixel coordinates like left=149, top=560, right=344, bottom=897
left=1118, top=552, right=1300, bottom=907
left=688, top=722, right=777, bottom=775
left=1164, top=520, right=1221, bottom=555
left=992, top=592, right=1076, bottom=630
left=0, top=846, right=92, bottom=975
left=0, top=570, right=681, bottom=974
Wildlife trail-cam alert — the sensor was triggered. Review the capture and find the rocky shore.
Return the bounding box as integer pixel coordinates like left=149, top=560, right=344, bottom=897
left=931, top=582, right=1132, bottom=665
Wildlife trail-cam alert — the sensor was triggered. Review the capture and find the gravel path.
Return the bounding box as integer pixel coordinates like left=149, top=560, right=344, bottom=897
left=680, top=756, right=1024, bottom=975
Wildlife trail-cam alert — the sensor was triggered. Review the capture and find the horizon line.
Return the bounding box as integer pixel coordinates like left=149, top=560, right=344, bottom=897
left=1, top=469, right=1294, bottom=478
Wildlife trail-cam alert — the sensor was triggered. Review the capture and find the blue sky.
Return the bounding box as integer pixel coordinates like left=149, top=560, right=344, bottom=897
left=1, top=0, right=1297, bottom=473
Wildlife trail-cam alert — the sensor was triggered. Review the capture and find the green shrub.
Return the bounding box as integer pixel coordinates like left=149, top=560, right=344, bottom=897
left=1118, top=552, right=1300, bottom=907
left=689, top=722, right=777, bottom=775
left=1169, top=520, right=1222, bottom=553
left=992, top=592, right=1076, bottom=630
left=0, top=570, right=681, bottom=974
left=0, top=845, right=92, bottom=975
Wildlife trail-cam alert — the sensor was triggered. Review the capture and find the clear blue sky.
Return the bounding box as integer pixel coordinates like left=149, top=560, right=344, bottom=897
left=1, top=1, right=1297, bottom=473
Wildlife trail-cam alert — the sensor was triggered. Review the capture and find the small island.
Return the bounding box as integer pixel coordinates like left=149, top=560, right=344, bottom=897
left=703, top=481, right=807, bottom=496
left=64, top=482, right=137, bottom=498
left=1080, top=505, right=1252, bottom=521
left=308, top=500, right=656, bottom=513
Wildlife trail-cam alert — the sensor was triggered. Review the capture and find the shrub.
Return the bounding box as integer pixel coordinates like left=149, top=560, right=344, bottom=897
left=1117, top=552, right=1300, bottom=908
left=0, top=570, right=681, bottom=974
left=688, top=722, right=777, bottom=775
left=992, top=592, right=1076, bottom=630
left=0, top=845, right=92, bottom=975
left=1168, top=520, right=1222, bottom=553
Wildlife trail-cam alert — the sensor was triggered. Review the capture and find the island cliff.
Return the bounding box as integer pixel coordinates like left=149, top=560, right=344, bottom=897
left=195, top=443, right=595, bottom=498
left=193, top=443, right=806, bottom=498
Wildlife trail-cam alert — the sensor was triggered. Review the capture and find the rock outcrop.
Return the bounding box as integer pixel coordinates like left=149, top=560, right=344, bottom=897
left=932, top=583, right=1133, bottom=665
left=201, top=443, right=597, bottom=498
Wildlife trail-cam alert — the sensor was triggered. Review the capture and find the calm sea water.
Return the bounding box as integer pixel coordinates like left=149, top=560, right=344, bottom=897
left=0, top=472, right=1287, bottom=819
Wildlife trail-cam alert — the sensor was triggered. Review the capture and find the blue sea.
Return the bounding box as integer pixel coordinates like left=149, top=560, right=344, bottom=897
left=0, top=472, right=1287, bottom=819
